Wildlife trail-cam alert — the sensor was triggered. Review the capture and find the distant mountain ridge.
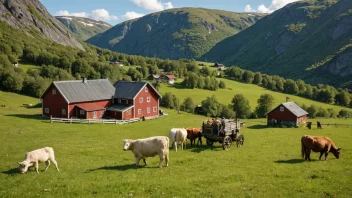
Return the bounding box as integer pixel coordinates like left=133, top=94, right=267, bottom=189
left=56, top=16, right=112, bottom=41
left=0, top=0, right=84, bottom=50
left=204, top=0, right=352, bottom=87
left=87, top=8, right=266, bottom=60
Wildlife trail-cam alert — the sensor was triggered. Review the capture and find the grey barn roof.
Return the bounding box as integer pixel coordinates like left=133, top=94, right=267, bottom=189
left=107, top=104, right=133, bottom=112
left=48, top=79, right=115, bottom=103
left=114, top=81, right=162, bottom=99
left=266, top=102, right=308, bottom=117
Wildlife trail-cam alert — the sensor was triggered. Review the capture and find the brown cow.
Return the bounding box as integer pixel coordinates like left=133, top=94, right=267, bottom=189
left=186, top=128, right=202, bottom=146
left=301, top=135, right=341, bottom=161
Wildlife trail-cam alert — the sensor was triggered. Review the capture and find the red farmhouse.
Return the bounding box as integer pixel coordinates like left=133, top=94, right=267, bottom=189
left=41, top=78, right=115, bottom=119
left=108, top=81, right=162, bottom=120
left=266, top=102, right=308, bottom=127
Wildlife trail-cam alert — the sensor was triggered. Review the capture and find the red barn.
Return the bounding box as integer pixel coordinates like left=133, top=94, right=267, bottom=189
left=108, top=81, right=162, bottom=120
left=266, top=102, right=308, bottom=127
left=41, top=78, right=115, bottom=119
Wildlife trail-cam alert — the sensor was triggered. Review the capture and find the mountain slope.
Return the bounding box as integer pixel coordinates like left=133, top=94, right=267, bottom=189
left=0, top=0, right=83, bottom=50
left=204, top=0, right=352, bottom=87
left=87, top=8, right=265, bottom=60
left=56, top=16, right=112, bottom=41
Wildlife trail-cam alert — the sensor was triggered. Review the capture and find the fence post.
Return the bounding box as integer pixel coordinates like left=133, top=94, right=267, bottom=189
left=88, top=119, right=91, bottom=125
left=115, top=119, right=117, bottom=125
left=70, top=118, right=72, bottom=124
left=50, top=115, right=52, bottom=123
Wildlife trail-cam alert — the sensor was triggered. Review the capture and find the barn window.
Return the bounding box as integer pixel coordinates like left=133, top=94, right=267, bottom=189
left=93, top=111, right=97, bottom=118
left=138, top=109, right=142, bottom=114
left=45, top=108, right=49, bottom=113
left=139, top=97, right=143, bottom=103
left=145, top=87, right=148, bottom=92
left=153, top=107, right=157, bottom=112
left=52, top=89, right=56, bottom=95
left=80, top=110, right=85, bottom=115
left=127, top=109, right=131, bottom=115
left=147, top=107, right=150, bottom=113
left=280, top=106, right=284, bottom=112
left=62, top=109, right=66, bottom=115
left=147, top=97, right=150, bottom=102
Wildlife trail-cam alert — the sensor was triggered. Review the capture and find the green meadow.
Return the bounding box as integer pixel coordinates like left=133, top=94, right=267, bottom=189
left=0, top=91, right=351, bottom=197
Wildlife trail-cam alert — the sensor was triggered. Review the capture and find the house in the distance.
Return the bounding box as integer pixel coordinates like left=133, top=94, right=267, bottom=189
left=109, top=60, right=124, bottom=66
left=41, top=78, right=115, bottom=119
left=214, top=62, right=225, bottom=70
left=266, top=102, right=308, bottom=127
left=150, top=73, right=176, bottom=84
left=108, top=81, right=162, bottom=120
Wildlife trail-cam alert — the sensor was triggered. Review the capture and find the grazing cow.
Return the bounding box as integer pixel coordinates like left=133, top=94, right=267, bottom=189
left=123, top=136, right=169, bottom=168
left=186, top=128, right=202, bottom=146
left=18, top=147, right=59, bottom=174
left=301, top=135, right=341, bottom=161
left=169, top=128, right=187, bottom=151
left=175, top=129, right=187, bottom=151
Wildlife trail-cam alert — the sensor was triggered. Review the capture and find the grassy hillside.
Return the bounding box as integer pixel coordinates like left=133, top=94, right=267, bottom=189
left=0, top=91, right=351, bottom=197
left=159, top=78, right=352, bottom=112
left=56, top=16, right=112, bottom=41
left=87, top=8, right=265, bottom=60
left=204, top=0, right=352, bottom=87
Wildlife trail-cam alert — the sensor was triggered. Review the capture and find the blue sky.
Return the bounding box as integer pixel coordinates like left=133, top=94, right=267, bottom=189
left=41, top=0, right=299, bottom=25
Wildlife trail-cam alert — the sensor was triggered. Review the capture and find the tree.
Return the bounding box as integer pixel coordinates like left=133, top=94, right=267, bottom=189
left=181, top=97, right=195, bottom=113
left=242, top=70, right=254, bottom=83
left=219, top=80, right=226, bottom=89
left=201, top=95, right=222, bottom=117
left=200, top=66, right=212, bottom=76
left=338, top=109, right=351, bottom=118
left=335, top=91, right=351, bottom=106
left=219, top=104, right=235, bottom=119
left=307, top=104, right=318, bottom=118
left=317, top=108, right=329, bottom=118
left=231, top=94, right=251, bottom=118
left=197, top=76, right=205, bottom=89
left=160, top=92, right=176, bottom=109
left=296, top=80, right=307, bottom=95
left=284, top=79, right=299, bottom=95
left=316, top=89, right=334, bottom=104
left=253, top=72, right=262, bottom=85
left=255, top=94, right=275, bottom=118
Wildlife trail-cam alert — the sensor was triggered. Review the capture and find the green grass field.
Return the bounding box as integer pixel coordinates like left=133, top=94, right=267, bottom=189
left=18, top=63, right=41, bottom=72
left=159, top=78, right=351, bottom=113
left=0, top=91, right=351, bottom=197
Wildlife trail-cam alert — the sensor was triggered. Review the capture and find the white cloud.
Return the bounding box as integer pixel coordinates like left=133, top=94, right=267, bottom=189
left=130, top=0, right=173, bottom=12
left=91, top=9, right=118, bottom=20
left=244, top=0, right=299, bottom=13
left=122, top=12, right=145, bottom=20
left=55, top=9, right=117, bottom=21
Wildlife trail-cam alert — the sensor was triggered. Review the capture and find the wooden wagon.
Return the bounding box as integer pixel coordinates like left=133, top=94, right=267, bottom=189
left=201, top=119, right=244, bottom=150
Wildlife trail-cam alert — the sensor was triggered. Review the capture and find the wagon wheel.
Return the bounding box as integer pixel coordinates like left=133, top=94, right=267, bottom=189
left=222, top=136, right=232, bottom=150
left=236, top=133, right=244, bottom=148
left=206, top=139, right=213, bottom=146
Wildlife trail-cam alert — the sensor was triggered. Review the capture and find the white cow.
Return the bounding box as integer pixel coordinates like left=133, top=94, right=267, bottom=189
left=123, top=136, right=169, bottom=168
left=169, top=128, right=187, bottom=152
left=18, top=147, right=59, bottom=174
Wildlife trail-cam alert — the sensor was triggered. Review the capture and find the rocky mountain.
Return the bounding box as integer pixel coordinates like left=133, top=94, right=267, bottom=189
left=87, top=8, right=265, bottom=60
left=56, top=16, right=112, bottom=41
left=0, top=0, right=84, bottom=50
left=204, top=0, right=352, bottom=87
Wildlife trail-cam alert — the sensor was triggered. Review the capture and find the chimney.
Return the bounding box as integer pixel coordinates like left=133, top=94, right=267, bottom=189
left=82, top=77, right=87, bottom=83
left=286, top=96, right=290, bottom=102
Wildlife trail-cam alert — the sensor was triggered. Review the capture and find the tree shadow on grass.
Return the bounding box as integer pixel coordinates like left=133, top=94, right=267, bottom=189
left=2, top=168, right=20, bottom=175
left=166, top=83, right=190, bottom=90
left=5, top=114, right=44, bottom=121
left=247, top=125, right=267, bottom=129
left=87, top=164, right=160, bottom=172
left=274, top=159, right=318, bottom=164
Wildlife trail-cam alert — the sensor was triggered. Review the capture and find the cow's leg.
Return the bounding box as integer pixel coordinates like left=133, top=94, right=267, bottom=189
left=135, top=157, right=141, bottom=167
left=50, top=159, right=60, bottom=172
left=319, top=151, right=324, bottom=160
left=35, top=161, right=39, bottom=174
left=184, top=140, right=186, bottom=150
left=325, top=152, right=329, bottom=160
left=158, top=153, right=165, bottom=168
left=143, top=158, right=147, bottom=166
left=174, top=141, right=177, bottom=152
left=165, top=152, right=169, bottom=167
left=307, top=150, right=311, bottom=161
left=45, top=160, right=50, bottom=171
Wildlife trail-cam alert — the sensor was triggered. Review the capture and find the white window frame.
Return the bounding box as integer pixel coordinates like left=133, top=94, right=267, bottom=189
left=80, top=110, right=85, bottom=115
left=147, top=107, right=150, bottom=114
left=62, top=109, right=66, bottom=115
left=45, top=108, right=49, bottom=113
left=93, top=111, right=97, bottom=118
left=153, top=107, right=157, bottom=112
left=52, top=89, right=56, bottom=95
left=127, top=109, right=131, bottom=115
left=138, top=109, right=142, bottom=115
left=139, top=97, right=143, bottom=103
left=145, top=87, right=148, bottom=92
left=280, top=106, right=284, bottom=112
left=147, top=97, right=150, bottom=103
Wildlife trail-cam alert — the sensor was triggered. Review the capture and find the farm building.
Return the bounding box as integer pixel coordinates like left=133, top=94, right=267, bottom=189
left=214, top=62, right=225, bottom=70
left=266, top=102, right=308, bottom=127
left=108, top=81, right=162, bottom=120
left=41, top=78, right=115, bottom=119
left=150, top=74, right=176, bottom=84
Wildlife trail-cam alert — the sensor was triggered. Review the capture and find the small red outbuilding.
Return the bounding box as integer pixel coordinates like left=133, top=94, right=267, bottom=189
left=266, top=102, right=308, bottom=127
left=41, top=78, right=115, bottom=119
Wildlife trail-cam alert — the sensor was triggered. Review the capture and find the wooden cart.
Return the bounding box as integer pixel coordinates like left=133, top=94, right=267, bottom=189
left=202, top=119, right=244, bottom=150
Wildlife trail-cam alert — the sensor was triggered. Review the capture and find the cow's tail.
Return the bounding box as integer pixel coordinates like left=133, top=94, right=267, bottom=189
left=301, top=136, right=305, bottom=159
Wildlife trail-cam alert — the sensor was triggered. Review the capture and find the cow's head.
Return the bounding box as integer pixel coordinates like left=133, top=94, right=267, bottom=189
left=332, top=148, right=341, bottom=159
left=18, top=161, right=29, bottom=174
left=123, top=139, right=132, bottom=151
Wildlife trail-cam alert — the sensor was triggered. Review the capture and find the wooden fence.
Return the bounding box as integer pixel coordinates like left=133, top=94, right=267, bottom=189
left=50, top=116, right=150, bottom=125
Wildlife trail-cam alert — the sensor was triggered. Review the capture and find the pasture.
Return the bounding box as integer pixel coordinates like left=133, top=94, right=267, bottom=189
left=0, top=91, right=351, bottom=197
